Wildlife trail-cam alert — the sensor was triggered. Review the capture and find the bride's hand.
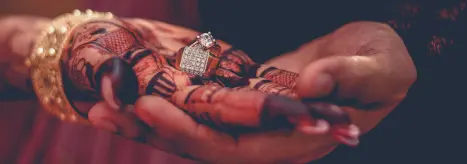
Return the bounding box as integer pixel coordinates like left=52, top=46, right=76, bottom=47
left=77, top=18, right=359, bottom=163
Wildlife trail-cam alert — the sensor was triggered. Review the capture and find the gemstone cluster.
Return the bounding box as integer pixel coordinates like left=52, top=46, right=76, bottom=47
left=179, top=43, right=210, bottom=76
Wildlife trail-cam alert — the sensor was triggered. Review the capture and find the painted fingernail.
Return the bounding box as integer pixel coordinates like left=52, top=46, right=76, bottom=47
left=101, top=75, right=121, bottom=110
left=334, top=135, right=360, bottom=147
left=334, top=125, right=361, bottom=139
left=300, top=119, right=330, bottom=134
left=96, top=57, right=139, bottom=107
left=348, top=124, right=360, bottom=137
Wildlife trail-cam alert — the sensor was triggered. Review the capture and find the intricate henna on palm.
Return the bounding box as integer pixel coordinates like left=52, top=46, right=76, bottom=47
left=63, top=18, right=350, bottom=134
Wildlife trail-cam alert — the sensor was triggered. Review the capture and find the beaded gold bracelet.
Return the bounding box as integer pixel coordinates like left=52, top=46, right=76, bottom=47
left=27, top=9, right=114, bottom=123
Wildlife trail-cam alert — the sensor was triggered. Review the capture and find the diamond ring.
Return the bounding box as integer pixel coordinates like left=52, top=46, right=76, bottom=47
left=175, top=32, right=222, bottom=78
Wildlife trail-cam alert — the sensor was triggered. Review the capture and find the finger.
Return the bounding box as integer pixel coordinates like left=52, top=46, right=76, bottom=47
left=297, top=56, right=397, bottom=134
left=334, top=135, right=359, bottom=147
left=332, top=124, right=360, bottom=147
left=171, top=85, right=265, bottom=130
left=66, top=43, right=139, bottom=107
left=101, top=75, right=120, bottom=110
left=215, top=68, right=248, bottom=87
left=248, top=78, right=298, bottom=99
left=255, top=65, right=299, bottom=89
left=296, top=119, right=329, bottom=135
left=296, top=55, right=381, bottom=100
left=221, top=48, right=256, bottom=66
left=334, top=124, right=360, bottom=138
left=141, top=91, right=339, bottom=163
left=134, top=95, right=239, bottom=162
left=234, top=126, right=336, bottom=163
left=88, top=102, right=148, bottom=139
left=96, top=57, right=139, bottom=107
left=67, top=20, right=143, bottom=107
left=88, top=102, right=118, bottom=132
left=263, top=96, right=350, bottom=135
left=171, top=85, right=335, bottom=133
left=218, top=59, right=243, bottom=75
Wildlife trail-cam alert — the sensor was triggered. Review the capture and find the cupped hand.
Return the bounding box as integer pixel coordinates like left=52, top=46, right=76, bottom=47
left=89, top=93, right=355, bottom=164
left=85, top=19, right=360, bottom=163
left=0, top=16, right=364, bottom=163
left=269, top=21, right=417, bottom=136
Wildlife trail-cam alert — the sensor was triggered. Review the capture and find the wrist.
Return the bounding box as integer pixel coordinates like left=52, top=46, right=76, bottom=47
left=0, top=17, right=50, bottom=94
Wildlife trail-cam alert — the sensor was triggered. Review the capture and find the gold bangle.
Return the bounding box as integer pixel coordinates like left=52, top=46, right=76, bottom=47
left=27, top=9, right=114, bottom=123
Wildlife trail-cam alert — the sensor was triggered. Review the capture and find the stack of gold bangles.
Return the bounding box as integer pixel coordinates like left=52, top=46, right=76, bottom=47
left=29, top=9, right=224, bottom=124
left=28, top=10, right=113, bottom=124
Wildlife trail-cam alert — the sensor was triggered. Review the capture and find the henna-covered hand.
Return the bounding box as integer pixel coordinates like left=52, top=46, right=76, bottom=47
left=60, top=18, right=362, bottom=164
left=65, top=18, right=345, bottom=130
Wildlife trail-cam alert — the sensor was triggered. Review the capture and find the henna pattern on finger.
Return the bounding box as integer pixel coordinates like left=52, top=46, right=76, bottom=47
left=176, top=85, right=245, bottom=130
left=249, top=78, right=298, bottom=99
left=172, top=84, right=348, bottom=134
left=257, top=65, right=299, bottom=89
left=215, top=48, right=300, bottom=89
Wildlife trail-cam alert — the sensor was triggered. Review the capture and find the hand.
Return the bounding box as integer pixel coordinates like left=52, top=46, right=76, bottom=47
left=84, top=19, right=362, bottom=163
left=269, top=21, right=417, bottom=136
left=69, top=18, right=360, bottom=163
left=89, top=94, right=357, bottom=164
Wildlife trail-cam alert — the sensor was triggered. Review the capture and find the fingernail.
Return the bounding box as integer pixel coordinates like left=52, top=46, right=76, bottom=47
left=334, top=135, right=360, bottom=147
left=348, top=124, right=360, bottom=137
left=93, top=119, right=118, bottom=132
left=308, top=103, right=351, bottom=125
left=300, top=119, right=330, bottom=134
left=334, top=124, right=360, bottom=138
left=96, top=57, right=139, bottom=107
left=101, top=75, right=121, bottom=110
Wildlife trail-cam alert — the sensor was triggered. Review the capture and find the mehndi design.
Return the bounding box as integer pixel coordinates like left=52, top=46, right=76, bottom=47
left=61, top=18, right=350, bottom=134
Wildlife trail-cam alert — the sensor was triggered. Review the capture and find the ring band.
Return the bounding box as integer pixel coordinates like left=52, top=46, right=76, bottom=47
left=175, top=32, right=221, bottom=78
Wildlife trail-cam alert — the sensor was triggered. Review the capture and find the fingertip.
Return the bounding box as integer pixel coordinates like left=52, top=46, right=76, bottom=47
left=348, top=124, right=361, bottom=137
left=298, top=119, right=330, bottom=135
left=296, top=63, right=335, bottom=98
left=333, top=134, right=360, bottom=147
left=88, top=102, right=118, bottom=132
left=96, top=57, right=139, bottom=106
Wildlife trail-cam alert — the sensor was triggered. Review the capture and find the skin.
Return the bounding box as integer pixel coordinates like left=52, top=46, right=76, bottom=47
left=64, top=18, right=357, bottom=144
left=0, top=15, right=415, bottom=163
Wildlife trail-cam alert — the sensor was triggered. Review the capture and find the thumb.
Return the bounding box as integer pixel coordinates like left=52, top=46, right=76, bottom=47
left=296, top=55, right=378, bottom=99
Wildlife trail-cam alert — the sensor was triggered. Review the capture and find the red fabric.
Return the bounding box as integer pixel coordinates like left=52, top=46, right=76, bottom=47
left=1, top=1, right=200, bottom=163
left=0, top=101, right=197, bottom=164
